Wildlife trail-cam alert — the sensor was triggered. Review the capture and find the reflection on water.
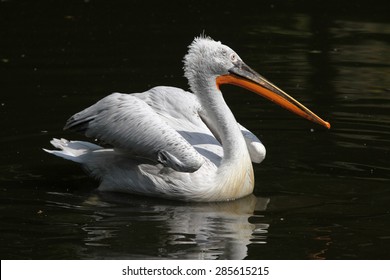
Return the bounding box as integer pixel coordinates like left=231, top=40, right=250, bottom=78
left=0, top=2, right=390, bottom=259
left=75, top=193, right=269, bottom=259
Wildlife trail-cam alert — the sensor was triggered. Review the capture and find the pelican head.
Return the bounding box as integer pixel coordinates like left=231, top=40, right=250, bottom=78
left=183, top=36, right=330, bottom=129
left=184, top=36, right=240, bottom=82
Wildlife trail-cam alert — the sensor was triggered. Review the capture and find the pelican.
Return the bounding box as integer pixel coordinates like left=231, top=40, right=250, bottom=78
left=44, top=36, right=330, bottom=202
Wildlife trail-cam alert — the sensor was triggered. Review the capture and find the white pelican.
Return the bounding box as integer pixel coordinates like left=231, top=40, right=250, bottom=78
left=44, top=36, right=330, bottom=202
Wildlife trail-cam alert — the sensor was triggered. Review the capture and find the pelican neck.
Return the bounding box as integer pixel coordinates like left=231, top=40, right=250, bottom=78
left=192, top=77, right=249, bottom=163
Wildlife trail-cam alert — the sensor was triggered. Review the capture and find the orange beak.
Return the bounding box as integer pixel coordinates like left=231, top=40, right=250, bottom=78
left=216, top=61, right=330, bottom=129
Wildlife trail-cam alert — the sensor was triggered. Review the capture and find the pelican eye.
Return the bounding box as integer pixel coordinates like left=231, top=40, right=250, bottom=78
left=230, top=53, right=237, bottom=62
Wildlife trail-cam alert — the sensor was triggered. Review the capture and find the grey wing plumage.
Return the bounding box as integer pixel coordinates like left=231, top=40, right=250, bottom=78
left=64, top=92, right=205, bottom=172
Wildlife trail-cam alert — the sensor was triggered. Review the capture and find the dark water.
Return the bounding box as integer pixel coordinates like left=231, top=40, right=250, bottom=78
left=1, top=1, right=389, bottom=259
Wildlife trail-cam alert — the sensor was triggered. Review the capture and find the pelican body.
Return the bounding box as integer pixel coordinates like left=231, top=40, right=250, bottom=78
left=45, top=36, right=330, bottom=202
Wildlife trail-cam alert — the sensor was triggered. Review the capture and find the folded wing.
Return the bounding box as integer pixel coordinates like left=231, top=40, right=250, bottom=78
left=64, top=92, right=205, bottom=172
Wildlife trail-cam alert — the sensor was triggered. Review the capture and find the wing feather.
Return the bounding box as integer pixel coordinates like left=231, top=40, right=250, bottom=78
left=64, top=91, right=204, bottom=172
